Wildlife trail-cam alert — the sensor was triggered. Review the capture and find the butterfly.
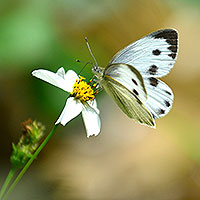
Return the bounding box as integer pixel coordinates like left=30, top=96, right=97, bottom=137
left=87, top=29, right=178, bottom=128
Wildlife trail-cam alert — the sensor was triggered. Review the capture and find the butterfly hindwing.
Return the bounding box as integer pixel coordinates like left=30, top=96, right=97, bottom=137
left=101, top=74, right=155, bottom=127
left=143, top=77, right=174, bottom=119
left=109, top=29, right=178, bottom=78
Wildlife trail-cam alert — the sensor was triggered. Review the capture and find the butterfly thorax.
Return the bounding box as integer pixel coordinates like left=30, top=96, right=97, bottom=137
left=92, top=65, right=104, bottom=79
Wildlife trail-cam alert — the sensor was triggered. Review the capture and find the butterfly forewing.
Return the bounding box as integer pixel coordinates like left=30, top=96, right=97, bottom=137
left=101, top=75, right=155, bottom=127
left=109, top=29, right=178, bottom=78
left=143, top=77, right=174, bottom=119
left=104, top=63, right=147, bottom=102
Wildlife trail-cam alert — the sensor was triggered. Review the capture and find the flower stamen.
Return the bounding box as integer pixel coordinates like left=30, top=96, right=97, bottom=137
left=72, top=76, right=96, bottom=102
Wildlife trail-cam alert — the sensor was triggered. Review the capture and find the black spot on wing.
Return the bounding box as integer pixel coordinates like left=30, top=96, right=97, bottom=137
left=148, top=65, right=158, bottom=75
left=168, top=53, right=176, bottom=59
left=165, top=100, right=170, bottom=107
left=133, top=89, right=139, bottom=95
left=152, top=29, right=178, bottom=58
left=132, top=78, right=138, bottom=85
left=153, top=29, right=178, bottom=41
left=149, top=77, right=158, bottom=87
left=168, top=45, right=177, bottom=53
left=158, top=109, right=165, bottom=115
left=166, top=39, right=177, bottom=46
left=164, top=90, right=172, bottom=96
left=152, top=49, right=161, bottom=56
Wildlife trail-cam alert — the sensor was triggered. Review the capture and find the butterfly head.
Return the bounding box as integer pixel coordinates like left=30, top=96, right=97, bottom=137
left=92, top=65, right=104, bottom=79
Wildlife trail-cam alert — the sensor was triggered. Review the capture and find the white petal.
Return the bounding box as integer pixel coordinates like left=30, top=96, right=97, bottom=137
left=32, top=68, right=78, bottom=93
left=56, top=67, right=66, bottom=79
left=82, top=102, right=101, bottom=138
left=88, top=99, right=100, bottom=114
left=55, top=97, right=82, bottom=126
left=63, top=70, right=79, bottom=93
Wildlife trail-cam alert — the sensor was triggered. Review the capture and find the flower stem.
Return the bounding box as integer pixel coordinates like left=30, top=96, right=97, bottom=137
left=3, top=124, right=59, bottom=200
left=0, top=168, right=17, bottom=199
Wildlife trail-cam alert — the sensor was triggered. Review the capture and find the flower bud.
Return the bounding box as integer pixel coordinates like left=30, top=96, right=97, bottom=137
left=10, top=119, right=45, bottom=169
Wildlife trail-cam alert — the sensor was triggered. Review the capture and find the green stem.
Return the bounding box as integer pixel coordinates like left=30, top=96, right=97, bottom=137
left=0, top=168, right=17, bottom=199
left=3, top=124, right=59, bottom=200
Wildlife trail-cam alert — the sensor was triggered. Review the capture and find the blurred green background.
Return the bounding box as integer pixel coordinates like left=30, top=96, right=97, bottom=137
left=0, top=0, right=200, bottom=199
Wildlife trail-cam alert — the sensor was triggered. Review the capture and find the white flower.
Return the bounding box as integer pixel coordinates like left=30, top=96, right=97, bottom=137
left=32, top=67, right=101, bottom=137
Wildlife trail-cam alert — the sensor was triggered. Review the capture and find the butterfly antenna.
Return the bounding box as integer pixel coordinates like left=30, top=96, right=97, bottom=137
left=76, top=59, right=93, bottom=75
left=85, top=37, right=98, bottom=66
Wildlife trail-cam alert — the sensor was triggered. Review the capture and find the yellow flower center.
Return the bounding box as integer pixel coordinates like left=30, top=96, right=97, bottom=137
left=72, top=76, right=96, bottom=102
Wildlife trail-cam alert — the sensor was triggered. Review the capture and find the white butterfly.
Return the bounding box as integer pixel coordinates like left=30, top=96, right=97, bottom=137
left=88, top=29, right=178, bottom=128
